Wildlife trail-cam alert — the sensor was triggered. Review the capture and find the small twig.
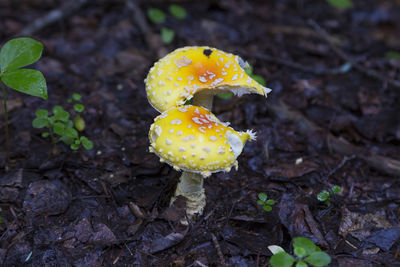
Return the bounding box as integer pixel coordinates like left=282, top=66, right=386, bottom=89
left=18, top=0, right=89, bottom=36
left=308, top=19, right=400, bottom=88
left=124, top=243, right=133, bottom=256
left=211, top=233, right=226, bottom=267
left=112, top=247, right=124, bottom=265
left=326, top=155, right=356, bottom=179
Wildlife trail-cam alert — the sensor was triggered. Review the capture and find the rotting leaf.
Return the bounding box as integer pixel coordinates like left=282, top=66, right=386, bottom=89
left=150, top=227, right=189, bottom=253
left=278, top=194, right=328, bottom=248
left=339, top=207, right=392, bottom=239
left=365, top=228, right=400, bottom=251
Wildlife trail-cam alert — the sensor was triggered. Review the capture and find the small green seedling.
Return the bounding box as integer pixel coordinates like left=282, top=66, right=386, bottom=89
left=317, top=185, right=341, bottom=206
left=169, top=4, right=187, bottom=19
left=216, top=63, right=266, bottom=99
left=147, top=4, right=187, bottom=45
left=161, top=27, right=175, bottom=45
left=386, top=51, right=400, bottom=61
left=269, top=237, right=331, bottom=267
left=0, top=37, right=47, bottom=162
left=326, top=0, right=353, bottom=9
left=32, top=94, right=93, bottom=152
left=68, top=93, right=86, bottom=131
left=147, top=8, right=166, bottom=24
left=257, top=193, right=275, bottom=212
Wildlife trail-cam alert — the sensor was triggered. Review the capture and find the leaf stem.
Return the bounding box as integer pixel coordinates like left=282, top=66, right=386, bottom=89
left=0, top=80, right=10, bottom=165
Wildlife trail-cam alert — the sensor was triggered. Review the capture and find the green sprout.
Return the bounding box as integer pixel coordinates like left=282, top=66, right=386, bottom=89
left=161, top=27, right=175, bottom=45
left=32, top=93, right=93, bottom=152
left=0, top=37, right=47, bottom=162
left=386, top=51, right=400, bottom=61
left=147, top=5, right=187, bottom=45
left=257, top=193, right=275, bottom=212
left=317, top=185, right=341, bottom=206
left=147, top=8, right=166, bottom=24
left=169, top=4, right=187, bottom=19
left=326, top=0, right=353, bottom=9
left=269, top=237, right=331, bottom=267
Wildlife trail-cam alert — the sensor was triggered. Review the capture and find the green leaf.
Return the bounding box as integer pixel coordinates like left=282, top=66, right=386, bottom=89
left=53, top=122, right=65, bottom=136
left=326, top=0, right=353, bottom=9
left=257, top=200, right=265, bottom=206
left=59, top=135, right=74, bottom=145
left=64, top=127, right=78, bottom=138
left=161, top=27, right=175, bottom=44
left=266, top=199, right=276, bottom=205
left=293, top=237, right=318, bottom=256
left=32, top=117, right=48, bottom=128
left=294, top=247, right=307, bottom=258
left=331, top=185, right=341, bottom=194
left=305, top=252, right=331, bottom=267
left=169, top=4, right=187, bottom=19
left=263, top=205, right=272, bottom=212
left=73, top=103, right=85, bottom=112
left=72, top=93, right=81, bottom=101
left=66, top=120, right=74, bottom=128
left=48, top=116, right=55, bottom=124
left=70, top=143, right=80, bottom=150
left=317, top=190, right=330, bottom=202
left=53, top=106, right=70, bottom=122
left=41, top=132, right=49, bottom=138
left=386, top=51, right=400, bottom=61
left=295, top=261, right=308, bottom=267
left=80, top=136, right=94, bottom=150
left=35, top=109, right=48, bottom=118
left=147, top=8, right=166, bottom=24
left=216, top=92, right=233, bottom=99
left=270, top=252, right=296, bottom=267
left=1, top=69, right=47, bottom=99
left=74, top=115, right=85, bottom=131
left=268, top=245, right=285, bottom=255
left=245, top=64, right=253, bottom=75
left=0, top=37, right=43, bottom=72
left=251, top=74, right=266, bottom=86
left=258, top=193, right=267, bottom=202
left=52, top=105, right=64, bottom=114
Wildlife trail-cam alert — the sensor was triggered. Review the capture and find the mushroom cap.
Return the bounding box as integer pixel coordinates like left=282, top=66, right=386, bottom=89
left=145, top=46, right=271, bottom=113
left=149, top=105, right=256, bottom=176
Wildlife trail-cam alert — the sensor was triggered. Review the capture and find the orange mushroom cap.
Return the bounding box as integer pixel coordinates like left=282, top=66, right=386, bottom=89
left=145, top=46, right=271, bottom=112
left=149, top=105, right=256, bottom=177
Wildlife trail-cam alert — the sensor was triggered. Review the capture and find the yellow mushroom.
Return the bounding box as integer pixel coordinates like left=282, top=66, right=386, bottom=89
left=149, top=105, right=255, bottom=220
left=145, top=46, right=271, bottom=112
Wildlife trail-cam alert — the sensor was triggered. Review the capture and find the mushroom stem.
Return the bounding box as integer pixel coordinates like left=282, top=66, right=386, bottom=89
left=172, top=172, right=206, bottom=221
left=192, top=91, right=213, bottom=110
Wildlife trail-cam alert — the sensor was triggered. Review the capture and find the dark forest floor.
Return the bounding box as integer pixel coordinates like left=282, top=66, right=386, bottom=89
left=0, top=0, right=400, bottom=266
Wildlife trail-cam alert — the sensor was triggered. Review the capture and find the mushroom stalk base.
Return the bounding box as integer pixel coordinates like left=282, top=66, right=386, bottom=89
left=192, top=91, right=213, bottom=111
left=171, top=172, right=206, bottom=223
